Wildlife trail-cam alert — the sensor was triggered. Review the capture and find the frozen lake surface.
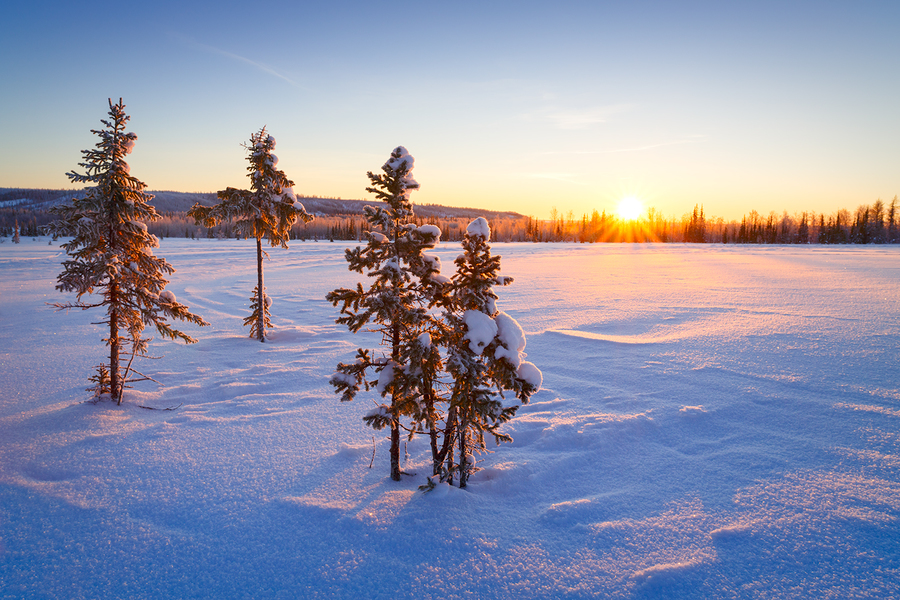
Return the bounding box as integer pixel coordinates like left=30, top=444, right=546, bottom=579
left=1, top=238, right=898, bottom=599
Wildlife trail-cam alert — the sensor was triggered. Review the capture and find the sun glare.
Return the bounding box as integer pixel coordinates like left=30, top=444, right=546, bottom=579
left=616, top=196, right=644, bottom=221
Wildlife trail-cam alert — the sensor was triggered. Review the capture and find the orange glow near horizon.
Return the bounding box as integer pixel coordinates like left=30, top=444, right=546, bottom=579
left=616, top=196, right=644, bottom=221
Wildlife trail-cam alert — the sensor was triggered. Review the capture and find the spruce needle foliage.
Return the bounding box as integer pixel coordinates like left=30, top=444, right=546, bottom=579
left=45, top=99, right=209, bottom=405
left=188, top=128, right=312, bottom=341
left=327, top=147, right=445, bottom=481
left=443, top=218, right=541, bottom=487
left=244, top=286, right=273, bottom=341
left=328, top=150, right=541, bottom=488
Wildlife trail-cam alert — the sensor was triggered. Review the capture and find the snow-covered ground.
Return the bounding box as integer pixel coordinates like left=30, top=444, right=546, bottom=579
left=1, top=238, right=898, bottom=599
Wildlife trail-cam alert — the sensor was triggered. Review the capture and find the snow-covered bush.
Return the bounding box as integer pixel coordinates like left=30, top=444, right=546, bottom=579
left=328, top=152, right=539, bottom=487
left=443, top=217, right=541, bottom=487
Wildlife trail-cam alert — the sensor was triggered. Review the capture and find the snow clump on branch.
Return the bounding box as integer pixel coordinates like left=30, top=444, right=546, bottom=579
left=376, top=360, right=396, bottom=396
left=417, top=224, right=441, bottom=241
left=516, top=361, right=543, bottom=390
left=493, top=311, right=527, bottom=368
left=463, top=310, right=498, bottom=355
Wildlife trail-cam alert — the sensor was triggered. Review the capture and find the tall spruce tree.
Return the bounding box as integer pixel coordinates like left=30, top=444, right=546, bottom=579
left=188, top=128, right=312, bottom=342
left=327, top=146, right=445, bottom=481
left=45, top=99, right=209, bottom=404
left=443, top=218, right=542, bottom=487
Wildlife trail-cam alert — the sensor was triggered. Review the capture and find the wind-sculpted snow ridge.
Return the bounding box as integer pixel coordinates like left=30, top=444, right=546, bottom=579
left=1, top=239, right=899, bottom=599
left=549, top=328, right=692, bottom=345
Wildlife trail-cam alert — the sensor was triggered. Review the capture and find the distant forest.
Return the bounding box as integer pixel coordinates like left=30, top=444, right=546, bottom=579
left=530, top=199, right=900, bottom=244
left=2, top=187, right=898, bottom=245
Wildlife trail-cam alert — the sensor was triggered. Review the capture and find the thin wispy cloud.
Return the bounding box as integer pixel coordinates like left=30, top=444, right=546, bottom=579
left=522, top=172, right=587, bottom=185
left=524, top=104, right=633, bottom=130
left=540, top=136, right=707, bottom=155
left=602, top=137, right=707, bottom=153
left=175, top=33, right=303, bottom=89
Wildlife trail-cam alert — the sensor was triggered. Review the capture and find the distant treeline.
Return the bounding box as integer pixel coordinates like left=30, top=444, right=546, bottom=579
left=0, top=205, right=530, bottom=242
left=136, top=212, right=531, bottom=243
left=523, top=198, right=900, bottom=244
left=0, top=188, right=526, bottom=243
left=2, top=187, right=899, bottom=245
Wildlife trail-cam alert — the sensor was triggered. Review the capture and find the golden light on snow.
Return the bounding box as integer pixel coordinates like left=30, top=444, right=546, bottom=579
left=616, top=196, right=644, bottom=221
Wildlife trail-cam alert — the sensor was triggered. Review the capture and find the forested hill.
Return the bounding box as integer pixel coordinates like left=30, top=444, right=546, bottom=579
left=0, top=188, right=523, bottom=221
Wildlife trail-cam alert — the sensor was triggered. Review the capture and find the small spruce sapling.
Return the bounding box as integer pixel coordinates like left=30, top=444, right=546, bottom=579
left=444, top=217, right=542, bottom=487
left=45, top=99, right=209, bottom=404
left=327, top=147, right=445, bottom=481
left=188, top=128, right=312, bottom=342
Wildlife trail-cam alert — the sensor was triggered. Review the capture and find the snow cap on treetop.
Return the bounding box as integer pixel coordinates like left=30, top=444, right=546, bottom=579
left=466, top=217, right=491, bottom=241
left=255, top=134, right=275, bottom=148
left=386, top=146, right=414, bottom=172
left=385, top=146, right=419, bottom=193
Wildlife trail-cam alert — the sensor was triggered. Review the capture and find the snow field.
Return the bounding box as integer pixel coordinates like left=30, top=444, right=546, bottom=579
left=1, top=238, right=898, bottom=599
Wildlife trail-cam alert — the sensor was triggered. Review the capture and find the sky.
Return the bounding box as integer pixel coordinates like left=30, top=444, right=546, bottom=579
left=1, top=0, right=898, bottom=221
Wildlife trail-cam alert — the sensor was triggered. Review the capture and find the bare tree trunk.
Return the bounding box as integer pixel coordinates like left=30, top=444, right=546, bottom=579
left=433, top=404, right=457, bottom=477
left=109, top=191, right=121, bottom=404
left=445, top=439, right=455, bottom=486
left=389, top=321, right=401, bottom=481
left=390, top=416, right=401, bottom=481
left=256, top=237, right=265, bottom=342
left=110, top=286, right=121, bottom=405
left=427, top=386, right=439, bottom=477
left=458, top=412, right=469, bottom=488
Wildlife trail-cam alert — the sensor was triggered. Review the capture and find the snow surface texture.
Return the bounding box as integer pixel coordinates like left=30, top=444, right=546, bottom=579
left=1, top=239, right=899, bottom=599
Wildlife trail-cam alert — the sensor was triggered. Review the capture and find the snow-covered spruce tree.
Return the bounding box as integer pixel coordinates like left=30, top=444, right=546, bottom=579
left=327, top=147, right=446, bottom=482
left=444, top=217, right=542, bottom=488
left=187, top=128, right=312, bottom=342
left=45, top=99, right=209, bottom=405
left=13, top=218, right=20, bottom=243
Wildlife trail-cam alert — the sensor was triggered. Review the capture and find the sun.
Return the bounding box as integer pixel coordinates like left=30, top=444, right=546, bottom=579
left=616, top=196, right=644, bottom=221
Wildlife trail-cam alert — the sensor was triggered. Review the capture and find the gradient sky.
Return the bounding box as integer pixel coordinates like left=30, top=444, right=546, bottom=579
left=2, top=1, right=898, bottom=221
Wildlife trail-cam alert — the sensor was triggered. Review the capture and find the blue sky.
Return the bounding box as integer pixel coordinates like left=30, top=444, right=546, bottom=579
left=2, top=1, right=898, bottom=220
